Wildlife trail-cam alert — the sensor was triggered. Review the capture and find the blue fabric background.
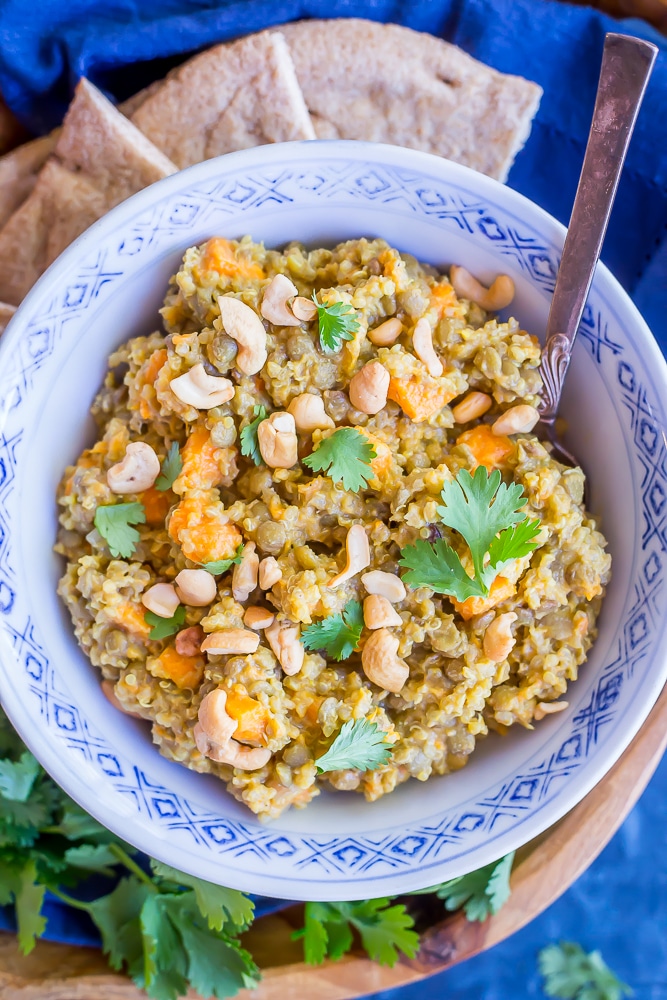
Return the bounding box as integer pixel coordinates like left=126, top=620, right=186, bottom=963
left=0, top=0, right=665, bottom=995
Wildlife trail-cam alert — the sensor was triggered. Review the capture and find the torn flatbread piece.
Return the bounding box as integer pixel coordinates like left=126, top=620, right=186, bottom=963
left=0, top=300, right=15, bottom=334
left=0, top=79, right=176, bottom=305
left=279, top=19, right=542, bottom=182
left=0, top=133, right=56, bottom=230
left=130, top=31, right=315, bottom=168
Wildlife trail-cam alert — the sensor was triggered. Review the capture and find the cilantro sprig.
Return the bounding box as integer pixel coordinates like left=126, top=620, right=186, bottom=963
left=538, top=942, right=633, bottom=1000
left=293, top=897, right=419, bottom=967
left=145, top=606, right=186, bottom=641
left=399, top=466, right=541, bottom=602
left=94, top=502, right=146, bottom=559
left=303, top=427, right=376, bottom=492
left=155, top=442, right=182, bottom=491
left=315, top=718, right=393, bottom=774
left=240, top=405, right=268, bottom=466
left=313, top=294, right=360, bottom=354
left=301, top=600, right=363, bottom=661
left=202, top=544, right=245, bottom=576
left=417, top=852, right=515, bottom=922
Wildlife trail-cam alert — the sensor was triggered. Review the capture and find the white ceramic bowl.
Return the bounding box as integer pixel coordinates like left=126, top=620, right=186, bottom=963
left=1, top=140, right=666, bottom=900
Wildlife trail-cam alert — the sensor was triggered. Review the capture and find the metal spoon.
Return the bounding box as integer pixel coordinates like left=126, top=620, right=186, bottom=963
left=538, top=32, right=657, bottom=468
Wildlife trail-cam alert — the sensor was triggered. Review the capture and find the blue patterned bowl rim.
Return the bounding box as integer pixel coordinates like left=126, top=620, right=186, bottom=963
left=0, top=140, right=666, bottom=900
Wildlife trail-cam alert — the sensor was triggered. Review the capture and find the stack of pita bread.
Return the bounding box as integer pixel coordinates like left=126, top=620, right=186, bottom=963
left=0, top=19, right=542, bottom=332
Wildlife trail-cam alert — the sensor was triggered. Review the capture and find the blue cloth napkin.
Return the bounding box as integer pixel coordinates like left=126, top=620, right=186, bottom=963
left=0, top=1, right=666, bottom=993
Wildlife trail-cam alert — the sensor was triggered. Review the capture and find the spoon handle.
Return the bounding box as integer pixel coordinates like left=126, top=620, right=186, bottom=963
left=539, top=32, right=657, bottom=425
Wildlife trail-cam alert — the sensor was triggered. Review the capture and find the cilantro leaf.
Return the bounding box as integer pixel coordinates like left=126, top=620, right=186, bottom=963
left=240, top=405, right=268, bottom=466
left=88, top=876, right=151, bottom=972
left=0, top=858, right=47, bottom=953
left=436, top=467, right=538, bottom=588
left=155, top=442, right=182, bottom=491
left=303, top=428, right=376, bottom=492
left=429, top=852, right=514, bottom=922
left=399, top=467, right=541, bottom=600
left=174, top=896, right=260, bottom=997
left=301, top=600, right=363, bottom=661
left=64, top=843, right=123, bottom=877
left=313, top=294, right=360, bottom=354
left=144, top=606, right=186, bottom=641
left=538, top=942, right=633, bottom=1000
left=151, top=860, right=254, bottom=932
left=202, top=544, right=245, bottom=576
left=94, top=502, right=146, bottom=559
left=399, top=537, right=485, bottom=602
left=0, top=777, right=60, bottom=848
left=0, top=751, right=41, bottom=802
left=48, top=796, right=113, bottom=841
left=140, top=893, right=189, bottom=1000
left=315, top=718, right=393, bottom=774
left=294, top=898, right=418, bottom=967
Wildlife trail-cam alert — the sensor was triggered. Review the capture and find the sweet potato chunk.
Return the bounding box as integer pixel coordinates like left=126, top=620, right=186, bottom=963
left=226, top=688, right=269, bottom=745
left=152, top=645, right=204, bottom=689
left=387, top=376, right=454, bottom=422
left=168, top=492, right=242, bottom=565
left=452, top=575, right=516, bottom=620
left=141, top=485, right=173, bottom=526
left=199, top=238, right=264, bottom=281
left=456, top=424, right=513, bottom=470
left=107, top=600, right=151, bottom=639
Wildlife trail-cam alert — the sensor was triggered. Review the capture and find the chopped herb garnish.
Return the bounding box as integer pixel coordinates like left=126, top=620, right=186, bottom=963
left=240, top=405, right=268, bottom=466
left=202, top=544, right=245, bottom=576
left=303, top=427, right=376, bottom=492
left=94, top=502, right=146, bottom=559
left=315, top=718, right=393, bottom=774
left=420, top=852, right=515, bottom=922
left=538, top=941, right=633, bottom=1000
left=313, top=293, right=360, bottom=354
left=301, top=600, right=363, bottom=661
left=145, top=605, right=186, bottom=640
left=155, top=442, right=182, bottom=491
left=399, top=466, right=541, bottom=601
left=293, top=897, right=419, bottom=967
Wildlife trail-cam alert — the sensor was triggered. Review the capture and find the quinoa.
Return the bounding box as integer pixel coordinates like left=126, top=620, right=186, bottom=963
left=56, top=236, right=611, bottom=821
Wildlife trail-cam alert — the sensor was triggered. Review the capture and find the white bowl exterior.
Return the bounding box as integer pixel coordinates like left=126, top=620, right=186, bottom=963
left=0, top=141, right=666, bottom=899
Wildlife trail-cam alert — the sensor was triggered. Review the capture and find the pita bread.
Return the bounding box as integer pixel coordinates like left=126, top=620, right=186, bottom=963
left=279, top=19, right=542, bottom=182
left=0, top=300, right=15, bottom=334
left=0, top=79, right=176, bottom=305
left=130, top=31, right=315, bottom=168
left=0, top=134, right=56, bottom=229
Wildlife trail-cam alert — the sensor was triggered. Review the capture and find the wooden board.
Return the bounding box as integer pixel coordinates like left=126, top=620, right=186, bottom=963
left=2, top=679, right=666, bottom=1000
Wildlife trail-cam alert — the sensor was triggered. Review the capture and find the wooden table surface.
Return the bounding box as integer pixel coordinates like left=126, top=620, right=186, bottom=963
left=2, top=680, right=666, bottom=1000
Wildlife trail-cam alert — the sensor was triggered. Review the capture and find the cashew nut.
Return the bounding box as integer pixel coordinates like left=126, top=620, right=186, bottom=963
left=257, top=411, right=298, bottom=468
left=218, top=295, right=268, bottom=375
left=141, top=582, right=180, bottom=618
left=291, top=296, right=317, bottom=322
left=329, top=524, right=371, bottom=587
left=361, top=628, right=409, bottom=693
left=287, top=393, right=335, bottom=433
left=534, top=700, right=569, bottom=721
left=101, top=680, right=143, bottom=719
left=450, top=266, right=515, bottom=312
left=232, top=541, right=259, bottom=601
left=196, top=688, right=238, bottom=748
left=363, top=595, right=402, bottom=629
left=452, top=391, right=492, bottom=424
left=260, top=273, right=301, bottom=327
left=244, top=606, right=276, bottom=630
left=175, top=569, right=217, bottom=607
left=412, top=318, right=443, bottom=377
left=175, top=625, right=204, bottom=657
left=170, top=363, right=234, bottom=409
left=265, top=619, right=304, bottom=675
left=201, top=629, right=260, bottom=655
left=207, top=738, right=271, bottom=770
left=361, top=571, right=406, bottom=603
left=258, top=556, right=282, bottom=591
left=349, top=361, right=390, bottom=415
left=107, top=442, right=161, bottom=494
left=368, top=317, right=402, bottom=347
left=491, top=404, right=540, bottom=436
left=483, top=612, right=518, bottom=662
